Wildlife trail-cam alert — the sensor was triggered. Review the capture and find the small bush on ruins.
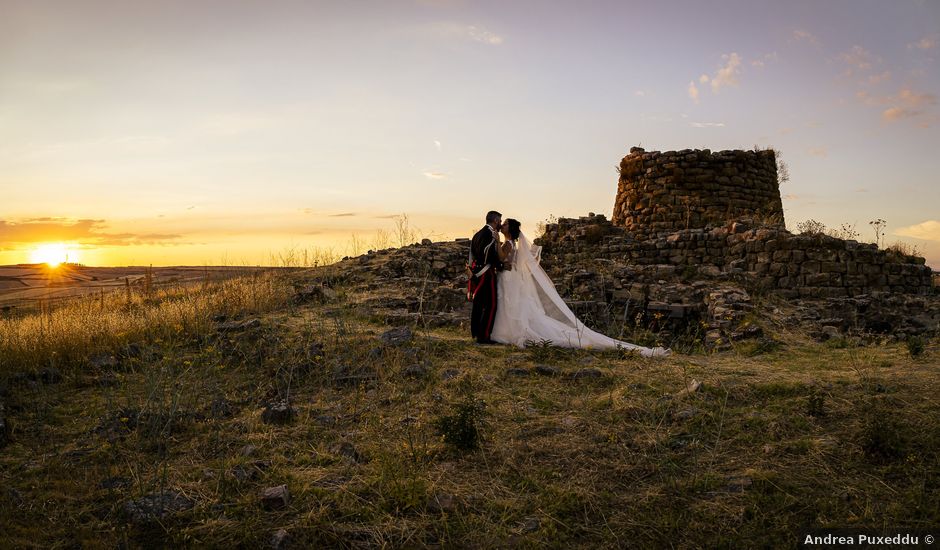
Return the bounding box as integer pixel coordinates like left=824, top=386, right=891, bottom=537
left=796, top=219, right=827, bottom=235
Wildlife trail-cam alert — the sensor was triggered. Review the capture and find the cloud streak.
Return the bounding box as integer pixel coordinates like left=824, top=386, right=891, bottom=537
left=856, top=87, right=937, bottom=126
left=792, top=30, right=820, bottom=46
left=689, top=53, right=742, bottom=101
left=709, top=53, right=742, bottom=93
left=836, top=45, right=878, bottom=77
left=908, top=36, right=937, bottom=50
left=467, top=25, right=503, bottom=45
left=433, top=23, right=503, bottom=45
left=0, top=218, right=185, bottom=246
left=896, top=220, right=940, bottom=241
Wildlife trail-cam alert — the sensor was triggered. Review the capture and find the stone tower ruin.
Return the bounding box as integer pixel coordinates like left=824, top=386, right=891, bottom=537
left=612, top=147, right=784, bottom=235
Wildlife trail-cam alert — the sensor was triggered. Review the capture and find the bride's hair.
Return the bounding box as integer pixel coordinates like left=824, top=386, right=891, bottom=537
left=506, top=218, right=521, bottom=241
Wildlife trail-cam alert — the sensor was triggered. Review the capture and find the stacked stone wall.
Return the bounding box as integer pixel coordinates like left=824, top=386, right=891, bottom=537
left=537, top=214, right=934, bottom=297
left=613, top=147, right=784, bottom=235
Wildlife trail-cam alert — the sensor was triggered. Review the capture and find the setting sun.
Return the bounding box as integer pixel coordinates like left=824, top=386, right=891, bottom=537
left=29, top=243, right=77, bottom=268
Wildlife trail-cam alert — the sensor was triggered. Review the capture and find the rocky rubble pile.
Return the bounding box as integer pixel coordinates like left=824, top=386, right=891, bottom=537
left=538, top=214, right=933, bottom=297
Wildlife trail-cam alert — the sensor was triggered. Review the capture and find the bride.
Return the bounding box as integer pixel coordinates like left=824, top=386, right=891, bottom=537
left=489, top=218, right=670, bottom=357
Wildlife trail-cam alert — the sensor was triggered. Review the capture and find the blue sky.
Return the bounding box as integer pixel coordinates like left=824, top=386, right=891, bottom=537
left=1, top=0, right=938, bottom=266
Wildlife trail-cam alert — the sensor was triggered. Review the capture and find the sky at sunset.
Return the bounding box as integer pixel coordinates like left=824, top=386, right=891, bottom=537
left=1, top=0, right=939, bottom=267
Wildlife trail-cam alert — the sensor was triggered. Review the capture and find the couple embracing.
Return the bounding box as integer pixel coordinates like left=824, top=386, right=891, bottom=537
left=468, top=211, right=669, bottom=357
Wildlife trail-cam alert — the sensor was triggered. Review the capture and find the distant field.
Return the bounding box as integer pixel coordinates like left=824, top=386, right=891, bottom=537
left=0, top=264, right=268, bottom=312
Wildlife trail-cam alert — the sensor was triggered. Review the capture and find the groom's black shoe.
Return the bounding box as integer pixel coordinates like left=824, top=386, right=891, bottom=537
left=476, top=339, right=498, bottom=345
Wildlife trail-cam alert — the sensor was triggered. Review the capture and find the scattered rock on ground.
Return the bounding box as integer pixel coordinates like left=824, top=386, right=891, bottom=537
left=294, top=284, right=337, bottom=304
left=402, top=363, right=429, bottom=378
left=88, top=353, right=120, bottom=370
left=331, top=441, right=364, bottom=463
left=261, top=401, right=294, bottom=425
left=441, top=369, right=460, bottom=380
left=231, top=462, right=266, bottom=483
left=260, top=485, right=290, bottom=510
left=217, top=318, right=261, bottom=333
left=568, top=368, right=603, bottom=380
left=270, top=528, right=290, bottom=549
left=724, top=476, right=753, bottom=493
left=240, top=444, right=258, bottom=457
left=534, top=365, right=560, bottom=376
left=315, top=415, right=336, bottom=426
left=379, top=326, right=413, bottom=346
left=674, top=379, right=702, bottom=398
left=506, top=368, right=530, bottom=377
left=673, top=407, right=698, bottom=420
left=123, top=491, right=193, bottom=524
left=519, top=517, right=540, bottom=533
left=427, top=493, right=457, bottom=514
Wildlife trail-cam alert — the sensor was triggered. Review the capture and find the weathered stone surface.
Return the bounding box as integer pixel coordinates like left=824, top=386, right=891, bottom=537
left=379, top=326, right=413, bottom=346
left=261, top=401, right=294, bottom=425
left=260, top=485, right=290, bottom=510
left=426, top=492, right=457, bottom=514
left=331, top=441, right=364, bottom=463
left=613, top=148, right=783, bottom=235
left=294, top=284, right=337, bottom=304
left=568, top=368, right=603, bottom=380
left=402, top=363, right=429, bottom=378
left=123, top=491, right=193, bottom=524
left=534, top=365, right=560, bottom=377
left=270, top=528, right=290, bottom=549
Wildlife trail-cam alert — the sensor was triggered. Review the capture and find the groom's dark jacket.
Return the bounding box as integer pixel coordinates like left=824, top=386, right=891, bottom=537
left=470, top=225, right=502, bottom=274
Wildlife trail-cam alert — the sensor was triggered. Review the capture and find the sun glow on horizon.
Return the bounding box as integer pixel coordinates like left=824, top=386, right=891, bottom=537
left=29, top=243, right=78, bottom=268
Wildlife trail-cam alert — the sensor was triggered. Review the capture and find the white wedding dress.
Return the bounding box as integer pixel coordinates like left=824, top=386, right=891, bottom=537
left=490, top=233, right=670, bottom=357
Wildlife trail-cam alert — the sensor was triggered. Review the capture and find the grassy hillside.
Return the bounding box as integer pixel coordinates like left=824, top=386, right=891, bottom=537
left=0, top=268, right=937, bottom=548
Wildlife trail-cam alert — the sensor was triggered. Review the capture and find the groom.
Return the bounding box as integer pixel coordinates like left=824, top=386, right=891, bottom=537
left=468, top=210, right=503, bottom=344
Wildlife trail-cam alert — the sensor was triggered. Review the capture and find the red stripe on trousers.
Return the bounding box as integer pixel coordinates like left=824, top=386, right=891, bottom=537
left=484, top=271, right=496, bottom=338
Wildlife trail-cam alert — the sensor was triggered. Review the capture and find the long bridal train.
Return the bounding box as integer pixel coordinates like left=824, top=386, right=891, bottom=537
left=490, top=233, right=670, bottom=358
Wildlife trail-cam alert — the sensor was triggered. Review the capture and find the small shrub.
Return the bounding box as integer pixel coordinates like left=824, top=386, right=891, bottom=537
left=806, top=390, right=826, bottom=417
left=906, top=336, right=925, bottom=359
left=827, top=222, right=860, bottom=241
left=825, top=336, right=850, bottom=349
left=525, top=339, right=569, bottom=362
left=433, top=399, right=486, bottom=452
left=735, top=337, right=781, bottom=357
left=886, top=241, right=921, bottom=257
left=861, top=408, right=908, bottom=461
left=796, top=219, right=826, bottom=235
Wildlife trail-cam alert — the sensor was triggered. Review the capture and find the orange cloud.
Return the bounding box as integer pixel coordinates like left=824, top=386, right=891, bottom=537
left=687, top=80, right=700, bottom=103
left=0, top=218, right=185, bottom=247
left=896, top=220, right=940, bottom=241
